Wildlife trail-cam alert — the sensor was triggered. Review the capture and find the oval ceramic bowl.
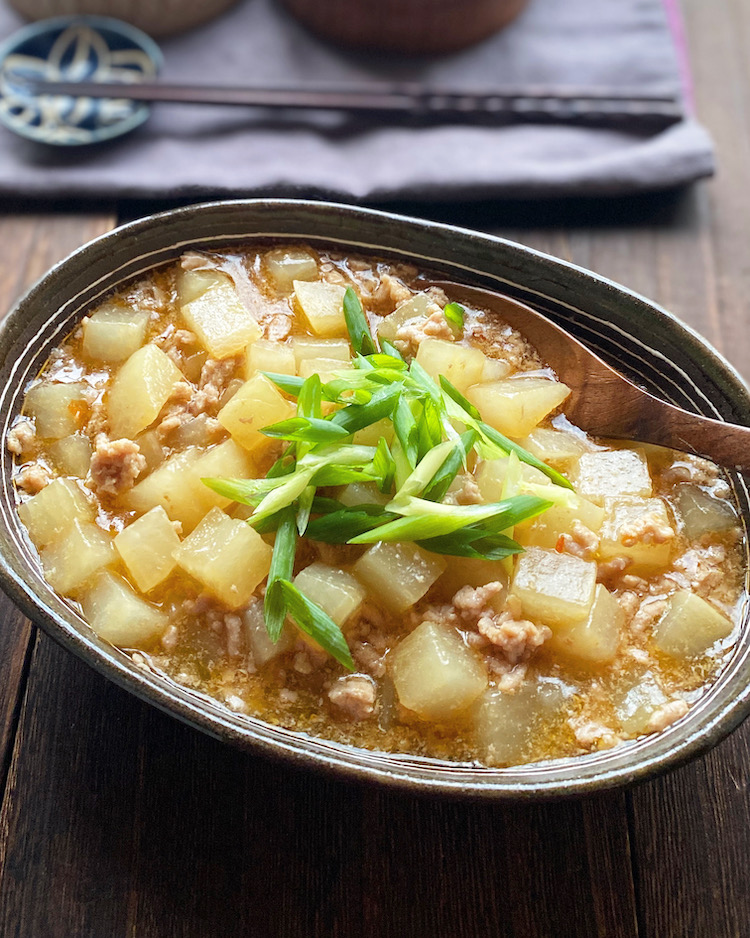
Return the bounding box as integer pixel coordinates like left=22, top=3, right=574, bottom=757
left=0, top=199, right=749, bottom=799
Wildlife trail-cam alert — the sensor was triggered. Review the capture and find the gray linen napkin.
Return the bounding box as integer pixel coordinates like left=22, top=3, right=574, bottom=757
left=0, top=0, right=714, bottom=200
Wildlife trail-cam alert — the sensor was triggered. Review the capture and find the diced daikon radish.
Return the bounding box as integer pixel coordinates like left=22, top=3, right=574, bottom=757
left=243, top=599, right=294, bottom=667
left=24, top=382, right=88, bottom=439
left=351, top=418, right=395, bottom=447
left=519, top=427, right=589, bottom=468
left=80, top=570, right=168, bottom=646
left=298, top=358, right=353, bottom=383
left=192, top=439, right=256, bottom=508
left=475, top=678, right=565, bottom=765
left=338, top=483, right=391, bottom=507
left=264, top=246, right=318, bottom=293
left=18, top=477, right=94, bottom=548
left=181, top=279, right=262, bottom=359
left=514, top=493, right=604, bottom=549
left=376, top=293, right=431, bottom=343
left=82, top=304, right=149, bottom=362
left=675, top=484, right=738, bottom=539
left=390, top=621, right=487, bottom=721
left=415, top=338, right=485, bottom=393
left=47, top=434, right=92, bottom=478
left=510, top=547, right=597, bottom=628
left=293, top=562, right=365, bottom=627
left=613, top=673, right=668, bottom=735
left=467, top=376, right=571, bottom=438
left=480, top=357, right=512, bottom=382
left=293, top=280, right=347, bottom=337
left=108, top=344, right=183, bottom=439
left=245, top=339, right=296, bottom=379
left=575, top=449, right=652, bottom=504
left=217, top=373, right=295, bottom=452
left=40, top=520, right=115, bottom=595
left=598, top=496, right=674, bottom=574
left=652, top=591, right=733, bottom=658
left=114, top=505, right=181, bottom=592
left=126, top=449, right=207, bottom=531
left=292, top=337, right=350, bottom=365
left=173, top=507, right=272, bottom=608
left=175, top=267, right=224, bottom=305
left=547, top=584, right=622, bottom=664
left=133, top=429, right=165, bottom=475
left=353, top=541, right=446, bottom=613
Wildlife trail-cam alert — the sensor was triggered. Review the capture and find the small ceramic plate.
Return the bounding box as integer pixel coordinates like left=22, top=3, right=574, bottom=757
left=0, top=15, right=161, bottom=145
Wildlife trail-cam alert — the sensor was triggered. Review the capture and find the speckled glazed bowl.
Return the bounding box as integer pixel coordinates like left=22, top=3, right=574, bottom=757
left=0, top=200, right=748, bottom=800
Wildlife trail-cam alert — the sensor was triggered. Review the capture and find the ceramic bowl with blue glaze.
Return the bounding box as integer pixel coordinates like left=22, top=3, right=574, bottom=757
left=0, top=15, right=161, bottom=145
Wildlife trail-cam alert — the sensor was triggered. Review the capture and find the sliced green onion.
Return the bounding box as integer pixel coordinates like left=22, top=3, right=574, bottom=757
left=264, top=508, right=297, bottom=641
left=443, top=302, right=465, bottom=332
left=343, top=287, right=376, bottom=356
left=278, top=580, right=355, bottom=670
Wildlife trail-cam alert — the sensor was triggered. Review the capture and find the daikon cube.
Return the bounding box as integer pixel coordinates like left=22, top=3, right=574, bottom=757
left=338, top=483, right=391, bottom=507
left=519, top=427, right=589, bottom=468
left=675, top=484, right=738, bottom=539
left=114, top=505, right=180, bottom=592
left=351, top=418, right=394, bottom=447
left=173, top=507, right=272, bottom=608
left=264, top=246, right=318, bottom=293
left=293, top=280, right=347, bottom=337
left=415, top=339, right=485, bottom=393
left=108, top=344, right=183, bottom=439
left=293, top=562, right=365, bottom=627
left=598, top=496, right=674, bottom=574
left=181, top=279, right=262, bottom=359
left=575, top=449, right=652, bottom=504
left=217, top=373, right=295, bottom=452
left=175, top=267, right=224, bottom=305
left=298, top=358, right=353, bottom=383
left=245, top=339, right=296, bottom=379
left=390, top=621, right=487, bottom=721
left=377, top=293, right=431, bottom=343
left=467, top=376, right=571, bottom=438
left=514, top=494, right=604, bottom=549
left=243, top=599, right=294, bottom=667
left=480, top=357, right=512, bottom=382
left=292, top=337, right=350, bottom=366
left=47, top=434, right=92, bottom=478
left=25, top=382, right=88, bottom=439
left=547, top=584, right=622, bottom=664
left=41, top=520, right=115, bottom=595
left=353, top=541, right=446, bottom=613
left=652, top=591, right=733, bottom=658
left=192, top=439, right=256, bottom=508
left=80, top=570, right=167, bottom=646
left=82, top=304, right=149, bottom=362
left=510, top=547, right=597, bottom=628
left=133, top=429, right=165, bottom=475
left=126, top=449, right=208, bottom=531
left=614, top=673, right=668, bottom=735
left=475, top=678, right=565, bottom=765
left=18, top=477, right=94, bottom=548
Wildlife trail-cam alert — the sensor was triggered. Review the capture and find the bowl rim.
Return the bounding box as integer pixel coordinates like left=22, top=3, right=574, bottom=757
left=1, top=197, right=749, bottom=800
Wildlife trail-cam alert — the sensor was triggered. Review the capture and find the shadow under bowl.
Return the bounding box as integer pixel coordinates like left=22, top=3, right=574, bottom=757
left=0, top=199, right=748, bottom=800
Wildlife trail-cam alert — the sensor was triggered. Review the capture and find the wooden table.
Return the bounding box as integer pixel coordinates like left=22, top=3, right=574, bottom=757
left=1, top=3, right=750, bottom=935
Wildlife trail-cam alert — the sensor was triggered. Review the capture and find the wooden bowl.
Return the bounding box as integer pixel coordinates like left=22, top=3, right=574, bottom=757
left=279, top=0, right=531, bottom=54
left=7, top=0, right=240, bottom=38
left=0, top=199, right=749, bottom=799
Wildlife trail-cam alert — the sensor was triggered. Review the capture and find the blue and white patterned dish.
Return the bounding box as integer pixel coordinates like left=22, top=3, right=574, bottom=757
left=0, top=15, right=161, bottom=146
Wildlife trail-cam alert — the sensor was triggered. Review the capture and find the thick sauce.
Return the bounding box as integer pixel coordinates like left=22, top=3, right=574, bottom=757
left=8, top=244, right=746, bottom=766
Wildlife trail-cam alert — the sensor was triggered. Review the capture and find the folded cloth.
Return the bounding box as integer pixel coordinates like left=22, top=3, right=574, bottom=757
left=0, top=0, right=713, bottom=200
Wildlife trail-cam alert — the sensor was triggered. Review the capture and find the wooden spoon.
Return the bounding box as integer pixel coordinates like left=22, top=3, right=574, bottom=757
left=433, top=281, right=750, bottom=468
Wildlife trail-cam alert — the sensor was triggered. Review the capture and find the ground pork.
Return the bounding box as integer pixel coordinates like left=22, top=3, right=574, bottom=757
left=670, top=545, right=726, bottom=596
left=327, top=675, right=376, bottom=721
left=619, top=510, right=675, bottom=547
left=645, top=699, right=689, bottom=733
left=453, top=590, right=550, bottom=664
left=352, top=641, right=387, bottom=679
left=191, top=357, right=240, bottom=417
left=444, top=474, right=483, bottom=505
left=89, top=436, right=146, bottom=496
left=597, top=555, right=632, bottom=585
left=224, top=614, right=243, bottom=658
left=6, top=419, right=36, bottom=456
left=394, top=309, right=455, bottom=356
left=615, top=590, right=641, bottom=620
left=630, top=598, right=668, bottom=635
left=570, top=718, right=621, bottom=751
left=662, top=454, right=722, bottom=486
left=15, top=462, right=51, bottom=494
left=372, top=272, right=414, bottom=312
left=557, top=521, right=599, bottom=560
